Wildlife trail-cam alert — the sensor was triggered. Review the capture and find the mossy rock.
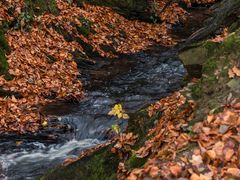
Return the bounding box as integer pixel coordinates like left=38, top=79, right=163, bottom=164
left=24, top=0, right=59, bottom=16
left=76, top=16, right=93, bottom=38
left=0, top=29, right=10, bottom=53
left=179, top=46, right=208, bottom=66
left=76, top=0, right=147, bottom=11
left=0, top=28, right=10, bottom=77
left=185, top=28, right=240, bottom=126
left=75, top=0, right=156, bottom=21
left=0, top=49, right=8, bottom=75
left=41, top=146, right=118, bottom=180
left=42, top=106, right=157, bottom=179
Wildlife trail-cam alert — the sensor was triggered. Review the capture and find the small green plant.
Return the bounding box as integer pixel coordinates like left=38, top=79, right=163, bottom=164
left=111, top=124, right=121, bottom=134
left=191, top=85, right=202, bottom=99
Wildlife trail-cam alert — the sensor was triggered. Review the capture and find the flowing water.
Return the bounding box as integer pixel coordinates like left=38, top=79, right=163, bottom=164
left=0, top=48, right=186, bottom=179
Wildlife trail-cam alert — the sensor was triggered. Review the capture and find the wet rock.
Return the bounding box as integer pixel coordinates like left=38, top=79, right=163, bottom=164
left=179, top=46, right=208, bottom=66
left=178, top=46, right=207, bottom=78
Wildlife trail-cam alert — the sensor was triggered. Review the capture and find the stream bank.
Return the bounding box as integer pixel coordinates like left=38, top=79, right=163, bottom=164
left=0, top=47, right=186, bottom=179
left=42, top=1, right=240, bottom=179
left=0, top=0, right=239, bottom=179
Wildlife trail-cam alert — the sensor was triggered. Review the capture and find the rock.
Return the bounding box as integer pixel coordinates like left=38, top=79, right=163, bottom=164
left=219, top=125, right=229, bottom=134
left=25, top=0, right=59, bottom=15
left=0, top=28, right=10, bottom=77
left=179, top=46, right=208, bottom=66
left=178, top=46, right=209, bottom=78
left=76, top=0, right=155, bottom=21
left=227, top=78, right=240, bottom=92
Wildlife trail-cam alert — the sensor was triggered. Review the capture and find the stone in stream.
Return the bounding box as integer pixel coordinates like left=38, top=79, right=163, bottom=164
left=179, top=46, right=207, bottom=78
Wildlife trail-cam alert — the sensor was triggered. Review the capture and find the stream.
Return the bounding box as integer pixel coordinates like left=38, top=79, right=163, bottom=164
left=0, top=47, right=186, bottom=179
left=1, top=6, right=213, bottom=177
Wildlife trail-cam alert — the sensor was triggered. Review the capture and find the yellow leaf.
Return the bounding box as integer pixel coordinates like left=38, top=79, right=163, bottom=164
left=108, top=110, right=115, bottom=116
left=42, top=121, right=48, bottom=127
left=117, top=113, right=123, bottom=119
left=108, top=104, right=129, bottom=120
left=122, top=113, right=129, bottom=119
left=16, top=140, right=23, bottom=146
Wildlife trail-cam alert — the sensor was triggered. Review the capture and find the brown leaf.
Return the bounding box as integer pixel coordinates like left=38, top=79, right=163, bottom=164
left=169, top=164, right=182, bottom=177
left=212, top=141, right=224, bottom=157
left=228, top=68, right=235, bottom=78
left=224, top=148, right=234, bottom=161
left=190, top=154, right=203, bottom=166
left=226, top=168, right=240, bottom=177
left=206, top=150, right=216, bottom=160
left=232, top=66, right=240, bottom=77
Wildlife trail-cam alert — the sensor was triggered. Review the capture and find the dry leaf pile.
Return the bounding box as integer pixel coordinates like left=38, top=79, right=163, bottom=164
left=112, top=133, right=139, bottom=160
left=0, top=0, right=86, bottom=133
left=0, top=0, right=202, bottom=134
left=0, top=0, right=24, bottom=24
left=43, top=0, right=175, bottom=57
left=113, top=92, right=240, bottom=179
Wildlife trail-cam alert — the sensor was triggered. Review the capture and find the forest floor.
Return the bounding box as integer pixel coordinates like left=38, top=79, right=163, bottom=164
left=1, top=0, right=240, bottom=179
left=0, top=0, right=180, bottom=133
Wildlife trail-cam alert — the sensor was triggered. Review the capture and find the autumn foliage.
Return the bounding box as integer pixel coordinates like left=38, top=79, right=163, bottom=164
left=114, top=92, right=240, bottom=179
left=0, top=0, right=202, bottom=133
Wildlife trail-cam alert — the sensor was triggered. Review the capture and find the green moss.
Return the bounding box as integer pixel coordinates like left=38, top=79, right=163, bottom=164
left=191, top=84, right=202, bottom=99
left=202, top=57, right=218, bottom=74
left=0, top=49, right=8, bottom=75
left=221, top=33, right=240, bottom=52
left=53, top=25, right=74, bottom=42
left=77, top=16, right=93, bottom=38
left=42, top=146, right=118, bottom=180
left=203, top=41, right=218, bottom=55
left=0, top=29, right=10, bottom=53
left=52, top=20, right=99, bottom=57
left=0, top=28, right=10, bottom=77
left=186, top=28, right=240, bottom=128
left=42, top=104, right=159, bottom=179
left=126, top=154, right=147, bottom=169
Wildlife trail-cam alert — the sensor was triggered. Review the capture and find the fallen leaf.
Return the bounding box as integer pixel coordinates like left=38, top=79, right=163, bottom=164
left=224, top=148, right=234, bottom=161
left=226, top=168, right=240, bottom=177
left=169, top=164, right=182, bottom=177
left=206, top=150, right=216, bottom=160
left=232, top=66, right=240, bottom=77
left=228, top=68, right=235, bottom=78
left=190, top=155, right=203, bottom=166
left=42, top=121, right=48, bottom=127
